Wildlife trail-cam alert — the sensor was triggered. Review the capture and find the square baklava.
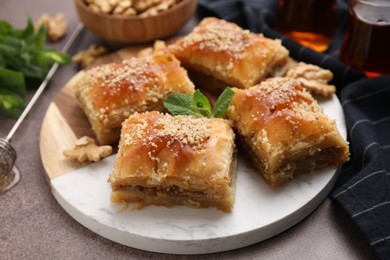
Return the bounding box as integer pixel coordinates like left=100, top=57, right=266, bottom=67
left=226, top=78, right=349, bottom=187
left=169, top=17, right=289, bottom=91
left=109, top=111, right=237, bottom=212
left=73, top=49, right=195, bottom=145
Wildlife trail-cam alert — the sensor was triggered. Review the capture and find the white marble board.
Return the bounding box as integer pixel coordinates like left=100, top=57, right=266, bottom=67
left=46, top=95, right=346, bottom=254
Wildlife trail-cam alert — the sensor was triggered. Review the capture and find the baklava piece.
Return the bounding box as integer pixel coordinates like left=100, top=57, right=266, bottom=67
left=109, top=111, right=237, bottom=212
left=226, top=78, right=349, bottom=187
left=169, top=17, right=289, bottom=92
left=73, top=49, right=195, bottom=145
left=169, top=17, right=336, bottom=97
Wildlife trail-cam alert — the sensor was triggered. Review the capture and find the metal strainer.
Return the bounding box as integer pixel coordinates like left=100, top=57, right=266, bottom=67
left=0, top=24, right=84, bottom=194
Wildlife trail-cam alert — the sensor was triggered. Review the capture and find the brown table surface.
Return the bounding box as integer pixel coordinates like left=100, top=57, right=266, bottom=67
left=0, top=1, right=378, bottom=259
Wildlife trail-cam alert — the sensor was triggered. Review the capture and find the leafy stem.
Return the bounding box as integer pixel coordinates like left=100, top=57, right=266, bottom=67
left=163, top=87, right=235, bottom=118
left=0, top=17, right=71, bottom=118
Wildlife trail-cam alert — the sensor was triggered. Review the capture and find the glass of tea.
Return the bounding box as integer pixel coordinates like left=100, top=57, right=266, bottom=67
left=275, top=0, right=338, bottom=52
left=339, top=0, right=390, bottom=77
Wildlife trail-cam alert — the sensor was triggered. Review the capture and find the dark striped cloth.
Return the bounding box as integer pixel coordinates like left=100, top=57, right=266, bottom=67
left=198, top=0, right=390, bottom=258
left=331, top=76, right=390, bottom=259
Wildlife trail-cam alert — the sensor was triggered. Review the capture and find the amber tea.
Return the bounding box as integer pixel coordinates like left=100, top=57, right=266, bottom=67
left=275, top=0, right=337, bottom=52
left=339, top=1, right=390, bottom=77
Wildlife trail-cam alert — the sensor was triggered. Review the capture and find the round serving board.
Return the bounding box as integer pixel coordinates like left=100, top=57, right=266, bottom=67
left=40, top=47, right=347, bottom=254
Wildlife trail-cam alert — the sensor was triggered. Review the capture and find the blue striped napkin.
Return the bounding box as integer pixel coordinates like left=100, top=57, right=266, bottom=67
left=198, top=0, right=390, bottom=258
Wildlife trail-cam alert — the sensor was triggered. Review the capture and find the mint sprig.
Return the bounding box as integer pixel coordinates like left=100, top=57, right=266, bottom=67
left=0, top=17, right=71, bottom=118
left=213, top=87, right=235, bottom=118
left=192, top=90, right=211, bottom=117
left=163, top=87, right=234, bottom=118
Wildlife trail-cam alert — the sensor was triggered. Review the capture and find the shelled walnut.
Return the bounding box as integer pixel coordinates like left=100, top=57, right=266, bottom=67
left=137, top=40, right=166, bottom=57
left=285, top=62, right=336, bottom=97
left=34, top=13, right=67, bottom=42
left=63, top=136, right=112, bottom=162
left=83, top=0, right=183, bottom=17
left=72, top=45, right=108, bottom=69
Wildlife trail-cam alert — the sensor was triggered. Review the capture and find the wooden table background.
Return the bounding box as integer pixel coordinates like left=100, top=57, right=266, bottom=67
left=0, top=1, right=377, bottom=259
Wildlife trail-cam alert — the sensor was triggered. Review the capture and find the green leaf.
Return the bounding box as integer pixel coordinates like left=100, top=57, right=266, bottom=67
left=41, top=49, right=71, bottom=64
left=0, top=16, right=71, bottom=117
left=164, top=88, right=235, bottom=119
left=0, top=68, right=26, bottom=118
left=0, top=42, right=20, bottom=58
left=0, top=68, right=26, bottom=96
left=192, top=89, right=211, bottom=117
left=20, top=17, right=35, bottom=40
left=0, top=20, right=12, bottom=35
left=0, top=90, right=25, bottom=118
left=2, top=35, right=23, bottom=49
left=213, top=87, right=235, bottom=118
left=0, top=56, right=6, bottom=68
left=163, top=93, right=204, bottom=117
left=35, top=24, right=47, bottom=49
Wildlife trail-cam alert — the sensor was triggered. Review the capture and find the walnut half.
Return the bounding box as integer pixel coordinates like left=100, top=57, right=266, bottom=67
left=63, top=136, right=112, bottom=162
left=72, top=44, right=108, bottom=69
left=285, top=62, right=336, bottom=97
left=34, top=13, right=67, bottom=42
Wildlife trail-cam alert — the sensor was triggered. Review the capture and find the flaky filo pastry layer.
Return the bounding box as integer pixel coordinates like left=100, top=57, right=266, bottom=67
left=169, top=17, right=336, bottom=97
left=169, top=17, right=289, bottom=91
left=226, top=78, right=349, bottom=187
left=73, top=49, right=195, bottom=145
left=109, top=112, right=237, bottom=212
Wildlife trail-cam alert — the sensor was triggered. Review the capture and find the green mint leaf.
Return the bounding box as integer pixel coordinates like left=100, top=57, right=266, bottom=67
left=163, top=93, right=204, bottom=117
left=0, top=42, right=20, bottom=58
left=193, top=89, right=211, bottom=117
left=0, top=16, right=71, bottom=117
left=20, top=17, right=35, bottom=40
left=33, top=23, right=47, bottom=50
left=0, top=20, right=12, bottom=35
left=164, top=88, right=234, bottom=119
left=0, top=90, right=25, bottom=118
left=0, top=68, right=26, bottom=96
left=213, top=87, right=235, bottom=118
left=0, top=68, right=26, bottom=118
left=41, top=50, right=71, bottom=64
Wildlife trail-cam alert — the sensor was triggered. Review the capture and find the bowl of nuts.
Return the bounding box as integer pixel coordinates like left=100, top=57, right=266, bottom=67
left=75, top=0, right=197, bottom=44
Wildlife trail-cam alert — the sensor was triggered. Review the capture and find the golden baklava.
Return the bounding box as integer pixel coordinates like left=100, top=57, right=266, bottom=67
left=169, top=17, right=289, bottom=91
left=73, top=49, right=195, bottom=145
left=226, top=78, right=349, bottom=187
left=109, top=111, right=237, bottom=212
left=169, top=17, right=336, bottom=97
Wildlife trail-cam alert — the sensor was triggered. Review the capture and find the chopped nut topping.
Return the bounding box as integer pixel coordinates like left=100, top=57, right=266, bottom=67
left=82, top=55, right=157, bottom=95
left=75, top=48, right=194, bottom=138
left=63, top=136, right=112, bottom=162
left=173, top=18, right=252, bottom=56
left=122, top=112, right=211, bottom=153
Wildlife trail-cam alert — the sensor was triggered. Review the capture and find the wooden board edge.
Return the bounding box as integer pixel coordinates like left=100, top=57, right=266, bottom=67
left=40, top=102, right=90, bottom=180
